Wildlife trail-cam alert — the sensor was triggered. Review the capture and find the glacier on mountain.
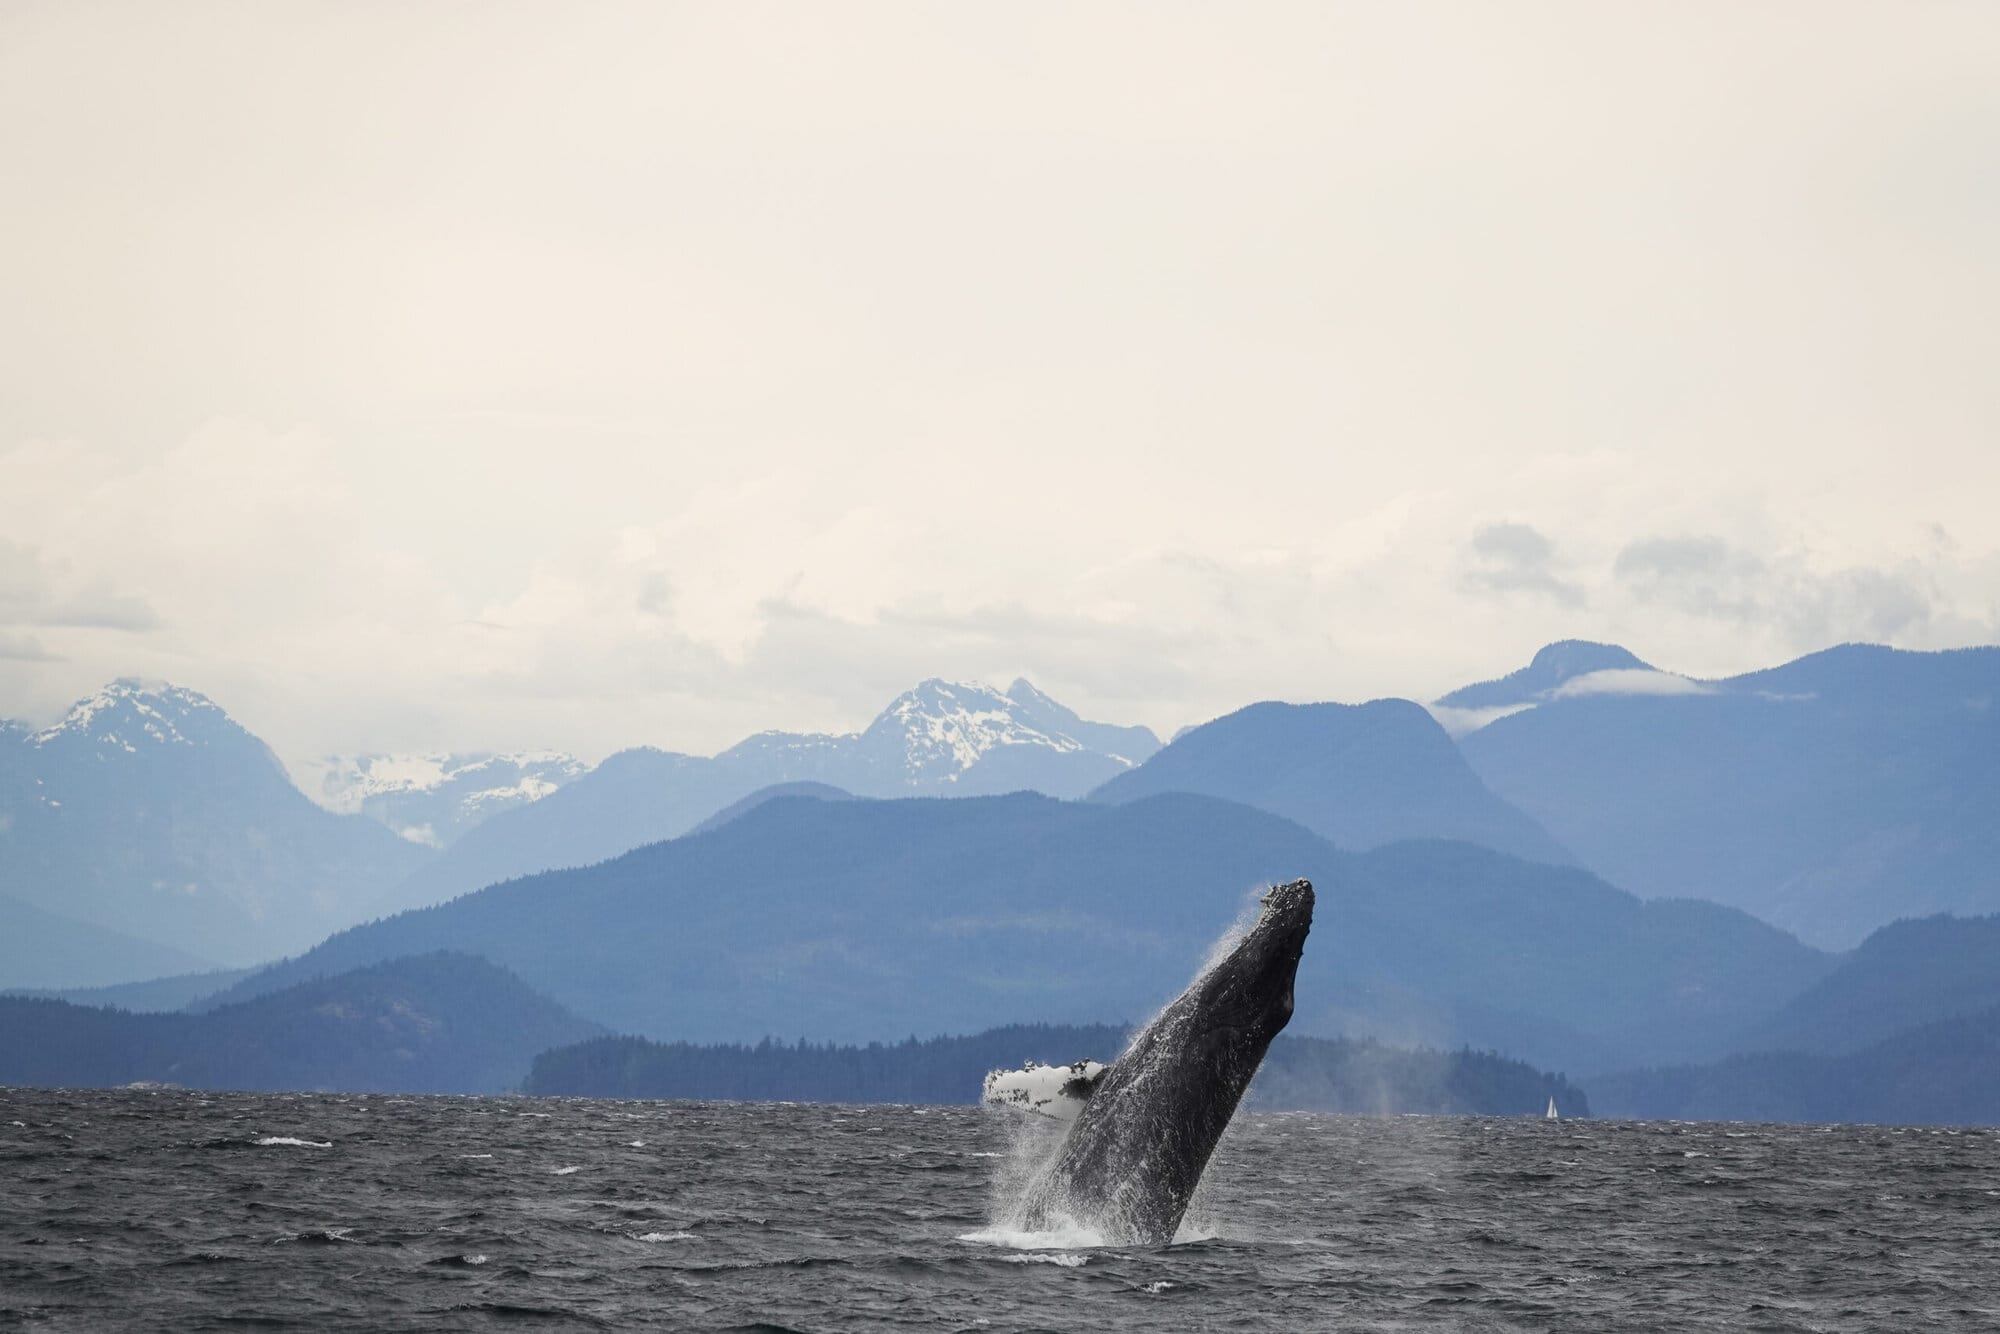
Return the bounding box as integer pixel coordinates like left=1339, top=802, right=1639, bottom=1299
left=313, top=751, right=588, bottom=846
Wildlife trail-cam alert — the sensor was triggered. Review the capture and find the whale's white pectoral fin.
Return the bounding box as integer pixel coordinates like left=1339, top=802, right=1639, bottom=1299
left=981, top=1059, right=1112, bottom=1121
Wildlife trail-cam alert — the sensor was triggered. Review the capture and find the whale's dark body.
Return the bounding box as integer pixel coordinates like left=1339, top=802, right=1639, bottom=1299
left=1016, top=879, right=1314, bottom=1244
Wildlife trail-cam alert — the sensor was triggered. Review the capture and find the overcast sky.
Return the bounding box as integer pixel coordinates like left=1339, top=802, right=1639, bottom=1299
left=3, top=1, right=1997, bottom=772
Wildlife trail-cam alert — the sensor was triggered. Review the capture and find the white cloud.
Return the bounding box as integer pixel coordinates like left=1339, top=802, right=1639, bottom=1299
left=1425, top=703, right=1535, bottom=738
left=1549, top=669, right=1715, bottom=700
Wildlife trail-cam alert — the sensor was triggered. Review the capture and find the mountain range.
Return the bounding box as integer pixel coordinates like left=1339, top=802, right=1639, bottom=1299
left=361, top=676, right=1172, bottom=916
left=7, top=642, right=1996, bottom=971
left=6, top=639, right=2000, bottom=1127
left=1453, top=642, right=2000, bottom=947
left=0, top=675, right=1168, bottom=965
left=1090, top=697, right=1569, bottom=864
left=192, top=790, right=1831, bottom=1076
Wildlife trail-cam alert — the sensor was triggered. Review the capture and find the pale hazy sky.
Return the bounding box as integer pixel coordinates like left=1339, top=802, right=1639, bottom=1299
left=4, top=2, right=1997, bottom=770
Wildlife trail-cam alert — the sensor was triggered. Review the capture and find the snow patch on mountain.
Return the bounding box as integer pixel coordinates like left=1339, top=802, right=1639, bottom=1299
left=459, top=771, right=569, bottom=811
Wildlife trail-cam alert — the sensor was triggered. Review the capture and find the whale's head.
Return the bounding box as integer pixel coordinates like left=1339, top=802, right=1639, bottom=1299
left=1178, top=877, right=1314, bottom=1065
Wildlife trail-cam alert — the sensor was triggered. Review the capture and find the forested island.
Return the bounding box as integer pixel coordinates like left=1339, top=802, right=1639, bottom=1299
left=524, top=1024, right=1589, bottom=1117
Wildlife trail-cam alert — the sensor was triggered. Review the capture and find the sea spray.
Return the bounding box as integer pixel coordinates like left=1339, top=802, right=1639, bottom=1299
left=1191, top=882, right=1282, bottom=981
left=966, top=1094, right=1088, bottom=1248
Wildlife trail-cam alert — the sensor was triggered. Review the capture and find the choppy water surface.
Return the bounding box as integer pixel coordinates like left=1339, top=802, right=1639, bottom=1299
left=3, top=1088, right=1997, bottom=1331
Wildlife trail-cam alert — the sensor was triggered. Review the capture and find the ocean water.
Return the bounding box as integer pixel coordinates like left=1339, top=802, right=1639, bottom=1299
left=2, top=1088, right=1996, bottom=1332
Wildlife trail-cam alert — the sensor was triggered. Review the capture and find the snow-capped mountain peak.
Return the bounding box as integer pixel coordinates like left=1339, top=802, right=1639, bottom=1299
left=867, top=678, right=1086, bottom=782
left=31, top=679, right=238, bottom=753
left=706, top=677, right=1150, bottom=799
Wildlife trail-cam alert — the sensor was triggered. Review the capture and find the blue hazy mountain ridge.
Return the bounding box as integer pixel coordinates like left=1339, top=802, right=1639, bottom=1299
left=1088, top=698, right=1571, bottom=866
left=1587, top=1003, right=2000, bottom=1126
left=1434, top=639, right=1652, bottom=710
left=0, top=952, right=601, bottom=1095
left=371, top=678, right=1159, bottom=915
left=0, top=893, right=217, bottom=991
left=685, top=782, right=853, bottom=837
left=371, top=745, right=728, bottom=919
left=1456, top=643, right=2000, bottom=949
left=0, top=681, right=432, bottom=971
left=1728, top=913, right=2000, bottom=1055
left=200, top=792, right=1829, bottom=1076
left=6, top=966, right=256, bottom=1014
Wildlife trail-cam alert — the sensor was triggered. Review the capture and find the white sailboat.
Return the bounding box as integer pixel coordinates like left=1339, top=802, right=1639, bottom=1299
left=1545, top=1096, right=1560, bottom=1120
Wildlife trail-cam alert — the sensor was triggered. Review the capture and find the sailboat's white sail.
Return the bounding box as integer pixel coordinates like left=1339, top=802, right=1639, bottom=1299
left=1545, top=1096, right=1560, bottom=1120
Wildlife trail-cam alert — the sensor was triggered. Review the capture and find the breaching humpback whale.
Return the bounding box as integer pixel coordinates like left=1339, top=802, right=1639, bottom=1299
left=1012, top=878, right=1314, bottom=1245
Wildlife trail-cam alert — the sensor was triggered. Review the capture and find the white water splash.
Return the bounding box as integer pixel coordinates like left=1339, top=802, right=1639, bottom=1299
left=995, top=1251, right=1091, bottom=1266
left=255, top=1136, right=332, bottom=1148
left=977, top=1105, right=1069, bottom=1237
left=960, top=1222, right=1103, bottom=1251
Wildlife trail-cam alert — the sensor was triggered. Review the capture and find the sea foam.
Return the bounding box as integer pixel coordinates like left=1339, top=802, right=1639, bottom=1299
left=959, top=1222, right=1104, bottom=1251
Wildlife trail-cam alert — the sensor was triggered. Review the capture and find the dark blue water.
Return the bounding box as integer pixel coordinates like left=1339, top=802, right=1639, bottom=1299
left=3, top=1087, right=1996, bottom=1331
